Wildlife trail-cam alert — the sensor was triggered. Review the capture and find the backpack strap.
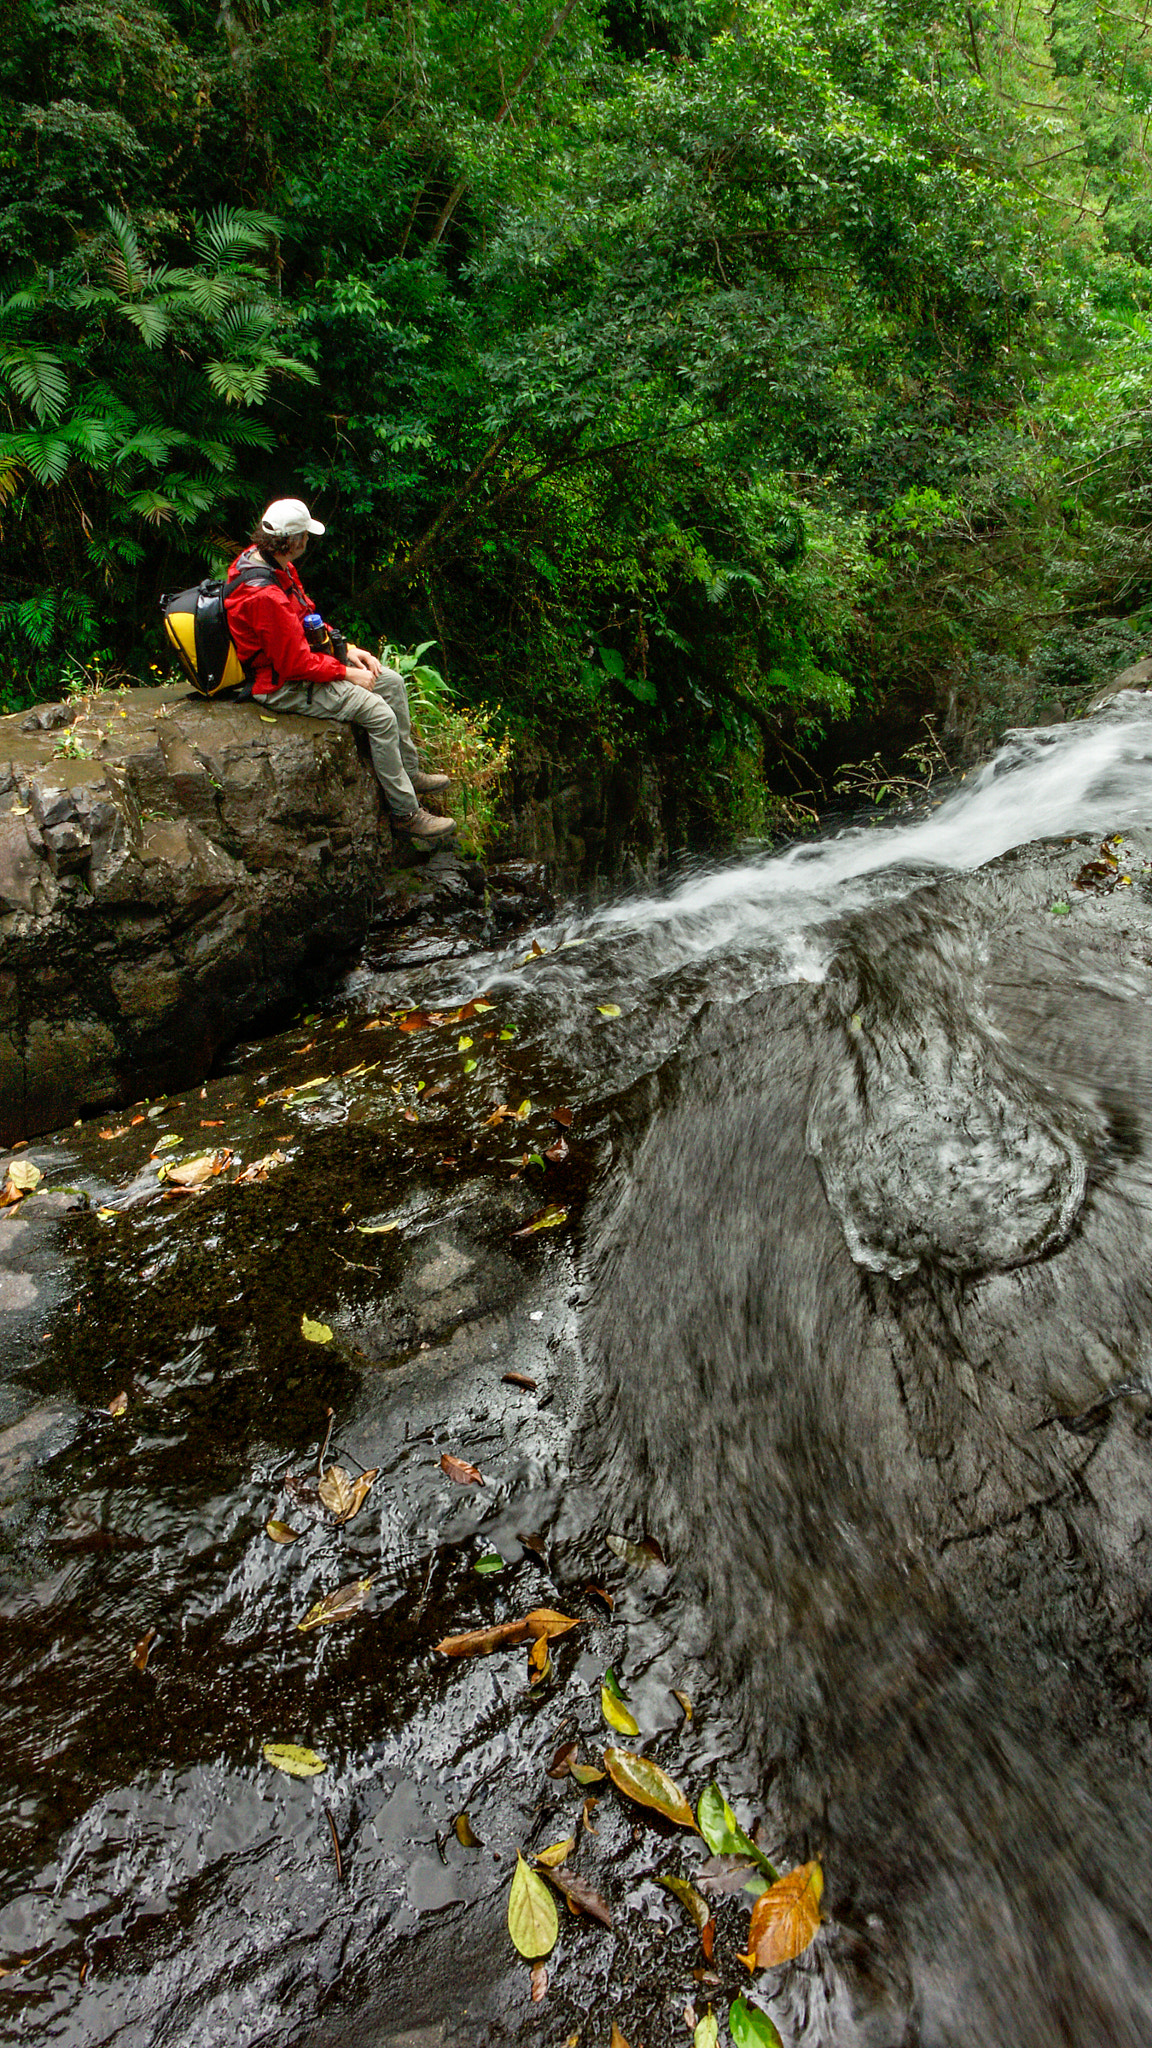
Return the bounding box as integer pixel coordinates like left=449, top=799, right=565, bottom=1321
left=223, top=561, right=281, bottom=694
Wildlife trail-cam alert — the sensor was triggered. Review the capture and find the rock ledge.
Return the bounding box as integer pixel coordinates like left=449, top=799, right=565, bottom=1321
left=0, top=687, right=394, bottom=1140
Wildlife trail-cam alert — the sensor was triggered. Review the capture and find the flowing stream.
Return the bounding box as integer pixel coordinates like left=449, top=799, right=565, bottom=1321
left=5, top=697, right=1152, bottom=2046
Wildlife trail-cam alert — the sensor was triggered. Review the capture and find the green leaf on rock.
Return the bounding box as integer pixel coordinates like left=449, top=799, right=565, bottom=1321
left=697, top=1784, right=779, bottom=1881
left=728, top=1996, right=784, bottom=2047
left=508, top=1851, right=558, bottom=1958
left=474, top=1553, right=504, bottom=1573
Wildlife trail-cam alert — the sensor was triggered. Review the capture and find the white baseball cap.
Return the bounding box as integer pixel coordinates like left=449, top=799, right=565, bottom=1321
left=259, top=497, right=326, bottom=538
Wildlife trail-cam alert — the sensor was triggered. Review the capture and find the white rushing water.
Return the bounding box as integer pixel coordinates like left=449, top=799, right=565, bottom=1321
left=579, top=695, right=1152, bottom=970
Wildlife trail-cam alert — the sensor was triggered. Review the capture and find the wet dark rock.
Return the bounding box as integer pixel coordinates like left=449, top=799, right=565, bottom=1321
left=0, top=687, right=435, bottom=1141
left=19, top=702, right=75, bottom=734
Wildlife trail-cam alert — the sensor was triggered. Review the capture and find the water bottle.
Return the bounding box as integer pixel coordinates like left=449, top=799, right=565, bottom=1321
left=302, top=611, right=329, bottom=651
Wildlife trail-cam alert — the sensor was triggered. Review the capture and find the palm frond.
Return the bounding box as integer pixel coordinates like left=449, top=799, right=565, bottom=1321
left=0, top=345, right=70, bottom=424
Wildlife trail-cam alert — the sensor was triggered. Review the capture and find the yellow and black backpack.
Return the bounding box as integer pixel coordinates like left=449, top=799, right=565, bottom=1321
left=159, top=563, right=277, bottom=699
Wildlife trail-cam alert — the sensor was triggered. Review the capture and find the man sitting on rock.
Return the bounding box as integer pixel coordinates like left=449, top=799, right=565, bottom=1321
left=225, top=498, right=455, bottom=841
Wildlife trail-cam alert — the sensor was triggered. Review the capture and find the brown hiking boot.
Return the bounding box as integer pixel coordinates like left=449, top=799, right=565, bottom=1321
left=412, top=770, right=452, bottom=794
left=394, top=805, right=456, bottom=840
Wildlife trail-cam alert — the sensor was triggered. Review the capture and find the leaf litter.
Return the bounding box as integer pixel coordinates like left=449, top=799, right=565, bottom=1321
left=295, top=1576, right=374, bottom=1633
left=433, top=1609, right=579, bottom=1658
left=316, top=1465, right=379, bottom=1524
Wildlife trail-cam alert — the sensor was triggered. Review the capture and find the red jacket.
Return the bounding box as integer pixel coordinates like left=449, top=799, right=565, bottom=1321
left=224, top=549, right=346, bottom=699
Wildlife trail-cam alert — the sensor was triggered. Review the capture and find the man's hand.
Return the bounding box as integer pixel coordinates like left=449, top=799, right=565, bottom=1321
left=344, top=657, right=377, bottom=687
left=344, top=643, right=382, bottom=680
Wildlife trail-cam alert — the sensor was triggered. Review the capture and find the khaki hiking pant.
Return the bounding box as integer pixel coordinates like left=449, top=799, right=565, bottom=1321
left=261, top=667, right=420, bottom=818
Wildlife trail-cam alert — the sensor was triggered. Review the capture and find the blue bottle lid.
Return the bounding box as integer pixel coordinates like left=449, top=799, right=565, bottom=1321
left=303, top=611, right=323, bottom=628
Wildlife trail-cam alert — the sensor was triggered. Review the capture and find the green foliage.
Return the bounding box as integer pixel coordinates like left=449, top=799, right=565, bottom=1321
left=2, top=0, right=1152, bottom=826
left=389, top=643, right=513, bottom=858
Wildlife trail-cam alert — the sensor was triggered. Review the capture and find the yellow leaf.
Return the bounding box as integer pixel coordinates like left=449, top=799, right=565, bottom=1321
left=265, top=1519, right=299, bottom=1544
left=673, top=1689, right=693, bottom=1719
left=454, top=1812, right=482, bottom=1847
left=263, top=1742, right=326, bottom=1778
left=514, top=1099, right=532, bottom=1119
left=458, top=1034, right=473, bottom=1051
left=526, top=1608, right=581, bottom=1640
left=739, top=1860, right=823, bottom=1971
left=602, top=1747, right=697, bottom=1828
left=597, top=1004, right=622, bottom=1017
left=301, top=1315, right=333, bottom=1344
left=601, top=1688, right=640, bottom=1736
left=6, top=1159, right=41, bottom=1193
left=508, top=1852, right=558, bottom=1959
left=610, top=2026, right=631, bottom=2048
left=570, top=1762, right=605, bottom=1786
left=164, top=1148, right=229, bottom=1188
left=535, top=1836, right=575, bottom=1869
left=295, top=1575, right=374, bottom=1632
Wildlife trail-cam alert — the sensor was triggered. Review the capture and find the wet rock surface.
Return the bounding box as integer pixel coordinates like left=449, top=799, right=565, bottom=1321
left=0, top=686, right=400, bottom=1143
left=6, top=709, right=1152, bottom=2045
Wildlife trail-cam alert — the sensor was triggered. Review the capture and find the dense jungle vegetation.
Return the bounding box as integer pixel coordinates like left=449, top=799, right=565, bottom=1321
left=3, top=0, right=1152, bottom=829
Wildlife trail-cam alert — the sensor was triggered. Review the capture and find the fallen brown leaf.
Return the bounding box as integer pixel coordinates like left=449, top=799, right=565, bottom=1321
left=543, top=1866, right=612, bottom=1928
left=502, top=1371, right=538, bottom=1391
left=552, top=1105, right=573, bottom=1127
left=107, top=1390, right=128, bottom=1418
left=543, top=1134, right=569, bottom=1163
left=317, top=1464, right=379, bottom=1524
left=131, top=1627, right=156, bottom=1672
left=440, top=1453, right=484, bottom=1486
left=433, top=1619, right=533, bottom=1658
left=530, top=1962, right=548, bottom=2003
left=547, top=1741, right=578, bottom=1780
left=739, top=1859, right=823, bottom=1971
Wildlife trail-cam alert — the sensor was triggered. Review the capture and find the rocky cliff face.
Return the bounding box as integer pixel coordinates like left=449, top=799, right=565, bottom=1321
left=0, top=687, right=393, bottom=1142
